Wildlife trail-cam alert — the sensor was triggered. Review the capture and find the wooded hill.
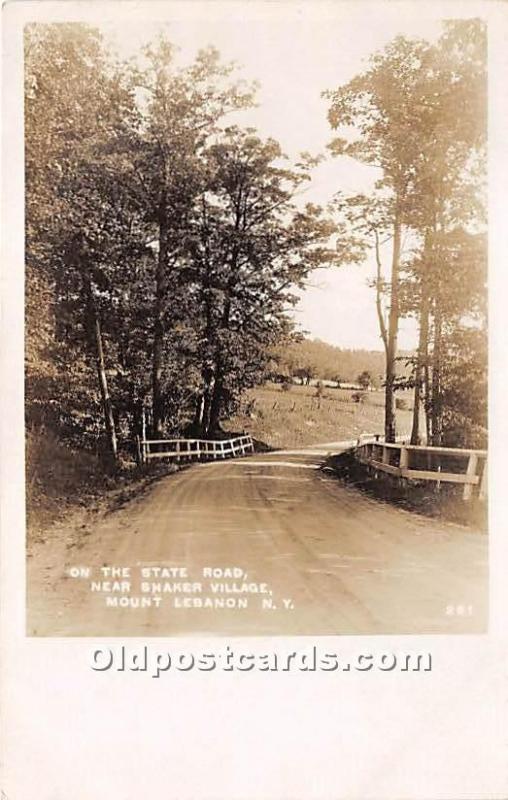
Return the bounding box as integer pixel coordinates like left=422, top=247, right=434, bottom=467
left=270, top=339, right=413, bottom=388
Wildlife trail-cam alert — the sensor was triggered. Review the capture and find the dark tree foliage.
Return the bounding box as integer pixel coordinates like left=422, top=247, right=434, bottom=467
left=188, top=128, right=339, bottom=434
left=25, top=25, right=339, bottom=461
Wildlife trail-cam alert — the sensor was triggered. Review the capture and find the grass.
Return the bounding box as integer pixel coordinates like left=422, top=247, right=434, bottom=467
left=225, top=382, right=414, bottom=449
left=25, top=429, right=176, bottom=544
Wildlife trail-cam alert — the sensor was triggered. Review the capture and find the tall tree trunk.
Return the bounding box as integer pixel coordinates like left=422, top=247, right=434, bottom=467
left=208, top=357, right=225, bottom=435
left=207, top=256, right=236, bottom=436
left=410, top=232, right=431, bottom=445
left=384, top=212, right=402, bottom=443
left=423, top=361, right=431, bottom=444
left=423, top=315, right=432, bottom=445
left=430, top=208, right=446, bottom=447
left=202, top=387, right=212, bottom=435
left=207, top=294, right=232, bottom=435
left=152, top=189, right=168, bottom=437
left=431, top=303, right=443, bottom=446
left=193, top=372, right=213, bottom=437
left=374, top=229, right=388, bottom=356
left=85, top=274, right=118, bottom=467
left=199, top=243, right=215, bottom=437
left=193, top=395, right=205, bottom=430
left=204, top=191, right=242, bottom=437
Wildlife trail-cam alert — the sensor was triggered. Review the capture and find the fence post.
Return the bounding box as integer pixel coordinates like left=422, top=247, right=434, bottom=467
left=399, top=446, right=408, bottom=472
left=463, top=453, right=478, bottom=500
left=176, top=440, right=181, bottom=464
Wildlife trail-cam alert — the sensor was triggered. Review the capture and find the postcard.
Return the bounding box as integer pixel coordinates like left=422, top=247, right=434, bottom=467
left=2, top=1, right=507, bottom=798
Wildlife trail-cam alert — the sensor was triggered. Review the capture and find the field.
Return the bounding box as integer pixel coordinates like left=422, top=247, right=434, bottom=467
left=225, top=382, right=414, bottom=450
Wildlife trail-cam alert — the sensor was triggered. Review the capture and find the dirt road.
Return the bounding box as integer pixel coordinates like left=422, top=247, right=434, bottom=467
left=27, top=445, right=488, bottom=636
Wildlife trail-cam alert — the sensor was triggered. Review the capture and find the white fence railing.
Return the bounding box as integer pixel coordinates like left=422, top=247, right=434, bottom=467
left=139, top=434, right=254, bottom=464
left=354, top=440, right=488, bottom=501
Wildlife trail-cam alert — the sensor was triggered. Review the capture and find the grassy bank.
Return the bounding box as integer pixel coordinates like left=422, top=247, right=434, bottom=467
left=26, top=430, right=176, bottom=545
left=225, top=382, right=414, bottom=449
left=326, top=450, right=487, bottom=529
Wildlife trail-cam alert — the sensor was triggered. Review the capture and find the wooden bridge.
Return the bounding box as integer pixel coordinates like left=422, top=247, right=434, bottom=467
left=138, top=434, right=254, bottom=464
left=354, top=440, right=488, bottom=501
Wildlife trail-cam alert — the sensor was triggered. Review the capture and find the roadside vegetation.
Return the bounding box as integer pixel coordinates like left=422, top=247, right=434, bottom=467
left=26, top=429, right=177, bottom=545
left=327, top=450, right=487, bottom=529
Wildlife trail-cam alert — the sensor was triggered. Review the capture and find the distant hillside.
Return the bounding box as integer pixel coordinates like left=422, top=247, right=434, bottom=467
left=270, top=338, right=413, bottom=388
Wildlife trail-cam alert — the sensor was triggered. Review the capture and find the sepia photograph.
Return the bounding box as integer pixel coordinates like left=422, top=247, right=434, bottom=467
left=24, top=4, right=488, bottom=637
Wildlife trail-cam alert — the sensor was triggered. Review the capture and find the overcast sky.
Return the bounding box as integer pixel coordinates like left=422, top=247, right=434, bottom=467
left=102, top=3, right=447, bottom=351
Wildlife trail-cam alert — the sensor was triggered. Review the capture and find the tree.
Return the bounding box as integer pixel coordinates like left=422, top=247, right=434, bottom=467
left=357, top=370, right=372, bottom=390
left=25, top=23, right=144, bottom=465
left=189, top=128, right=339, bottom=433
left=439, top=326, right=487, bottom=448
left=325, top=23, right=486, bottom=446
left=325, top=36, right=446, bottom=441
left=401, top=20, right=486, bottom=444
left=329, top=192, right=392, bottom=384
left=25, top=26, right=340, bottom=461
left=129, top=40, right=256, bottom=436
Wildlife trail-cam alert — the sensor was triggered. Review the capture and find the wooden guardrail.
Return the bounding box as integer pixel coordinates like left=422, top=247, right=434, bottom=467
left=139, top=434, right=254, bottom=464
left=354, top=440, right=488, bottom=501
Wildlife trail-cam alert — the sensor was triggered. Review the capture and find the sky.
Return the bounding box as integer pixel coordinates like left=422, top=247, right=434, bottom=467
left=101, top=2, right=447, bottom=351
